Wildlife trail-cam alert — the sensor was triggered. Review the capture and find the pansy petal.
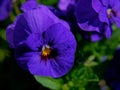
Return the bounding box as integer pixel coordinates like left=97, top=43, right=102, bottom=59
left=99, top=8, right=109, bottom=23
left=92, top=0, right=103, bottom=13
left=78, top=21, right=100, bottom=32
left=15, top=33, right=43, bottom=54
left=58, top=0, right=75, bottom=11
left=27, top=53, right=54, bottom=77
left=14, top=15, right=31, bottom=46
left=91, top=33, right=102, bottom=42
left=50, top=55, right=74, bottom=77
left=59, top=20, right=70, bottom=30
left=111, top=2, right=120, bottom=28
left=114, top=17, right=120, bottom=28
left=101, top=0, right=109, bottom=7
left=6, top=15, right=21, bottom=48
left=0, top=0, right=12, bottom=20
left=110, top=0, right=120, bottom=8
left=16, top=52, right=37, bottom=70
left=43, top=23, right=76, bottom=48
left=27, top=53, right=74, bottom=77
left=21, top=0, right=38, bottom=12
left=15, top=41, right=41, bottom=70
left=22, top=5, right=59, bottom=33
left=6, top=24, right=15, bottom=48
left=75, top=0, right=102, bottom=32
left=75, top=0, right=97, bottom=23
left=23, top=33, right=43, bottom=51
left=105, top=25, right=112, bottom=38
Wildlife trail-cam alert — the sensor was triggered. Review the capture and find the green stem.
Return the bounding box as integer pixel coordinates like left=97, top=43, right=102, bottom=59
left=9, top=12, right=15, bottom=22
left=13, top=1, right=21, bottom=15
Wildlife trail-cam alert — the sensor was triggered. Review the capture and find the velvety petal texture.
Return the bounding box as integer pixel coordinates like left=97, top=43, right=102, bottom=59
left=6, top=4, right=76, bottom=78
left=0, top=0, right=12, bottom=20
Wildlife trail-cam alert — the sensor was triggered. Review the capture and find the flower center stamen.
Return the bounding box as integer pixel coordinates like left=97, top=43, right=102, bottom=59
left=41, top=45, right=51, bottom=58
left=107, top=8, right=117, bottom=18
left=107, top=9, right=112, bottom=18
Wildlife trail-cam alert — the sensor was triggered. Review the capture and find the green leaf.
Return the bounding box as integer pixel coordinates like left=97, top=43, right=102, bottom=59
left=76, top=33, right=81, bottom=42
left=0, top=29, right=6, bottom=40
left=34, top=76, right=62, bottom=90
left=0, top=49, right=9, bottom=62
left=0, top=50, right=5, bottom=62
left=87, top=55, right=96, bottom=62
left=38, top=0, right=58, bottom=6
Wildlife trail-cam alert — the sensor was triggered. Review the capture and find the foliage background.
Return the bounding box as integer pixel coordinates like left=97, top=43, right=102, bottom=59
left=0, top=0, right=120, bottom=90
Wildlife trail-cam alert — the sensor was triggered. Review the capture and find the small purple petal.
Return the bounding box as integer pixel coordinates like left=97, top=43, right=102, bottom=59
left=58, top=0, right=75, bottom=11
left=105, top=25, right=112, bottom=38
left=91, top=33, right=102, bottom=42
left=114, top=17, right=120, bottom=27
left=6, top=24, right=15, bottom=48
left=98, top=7, right=109, bottom=23
left=21, top=0, right=38, bottom=12
left=6, top=15, right=21, bottom=48
left=77, top=22, right=100, bottom=32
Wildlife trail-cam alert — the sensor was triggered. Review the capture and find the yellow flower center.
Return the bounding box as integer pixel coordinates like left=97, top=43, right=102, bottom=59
left=41, top=45, right=51, bottom=57
left=107, top=9, right=117, bottom=18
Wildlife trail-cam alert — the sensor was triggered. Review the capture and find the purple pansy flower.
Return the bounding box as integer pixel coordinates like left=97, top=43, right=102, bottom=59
left=75, top=0, right=120, bottom=41
left=92, top=0, right=120, bottom=28
left=57, top=0, right=91, bottom=41
left=0, top=0, right=12, bottom=21
left=6, top=5, right=76, bottom=78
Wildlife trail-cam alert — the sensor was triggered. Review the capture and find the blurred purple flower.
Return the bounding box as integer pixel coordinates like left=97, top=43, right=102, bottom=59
left=105, top=47, right=120, bottom=90
left=75, top=0, right=120, bottom=41
left=0, top=0, right=12, bottom=21
left=6, top=5, right=76, bottom=78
